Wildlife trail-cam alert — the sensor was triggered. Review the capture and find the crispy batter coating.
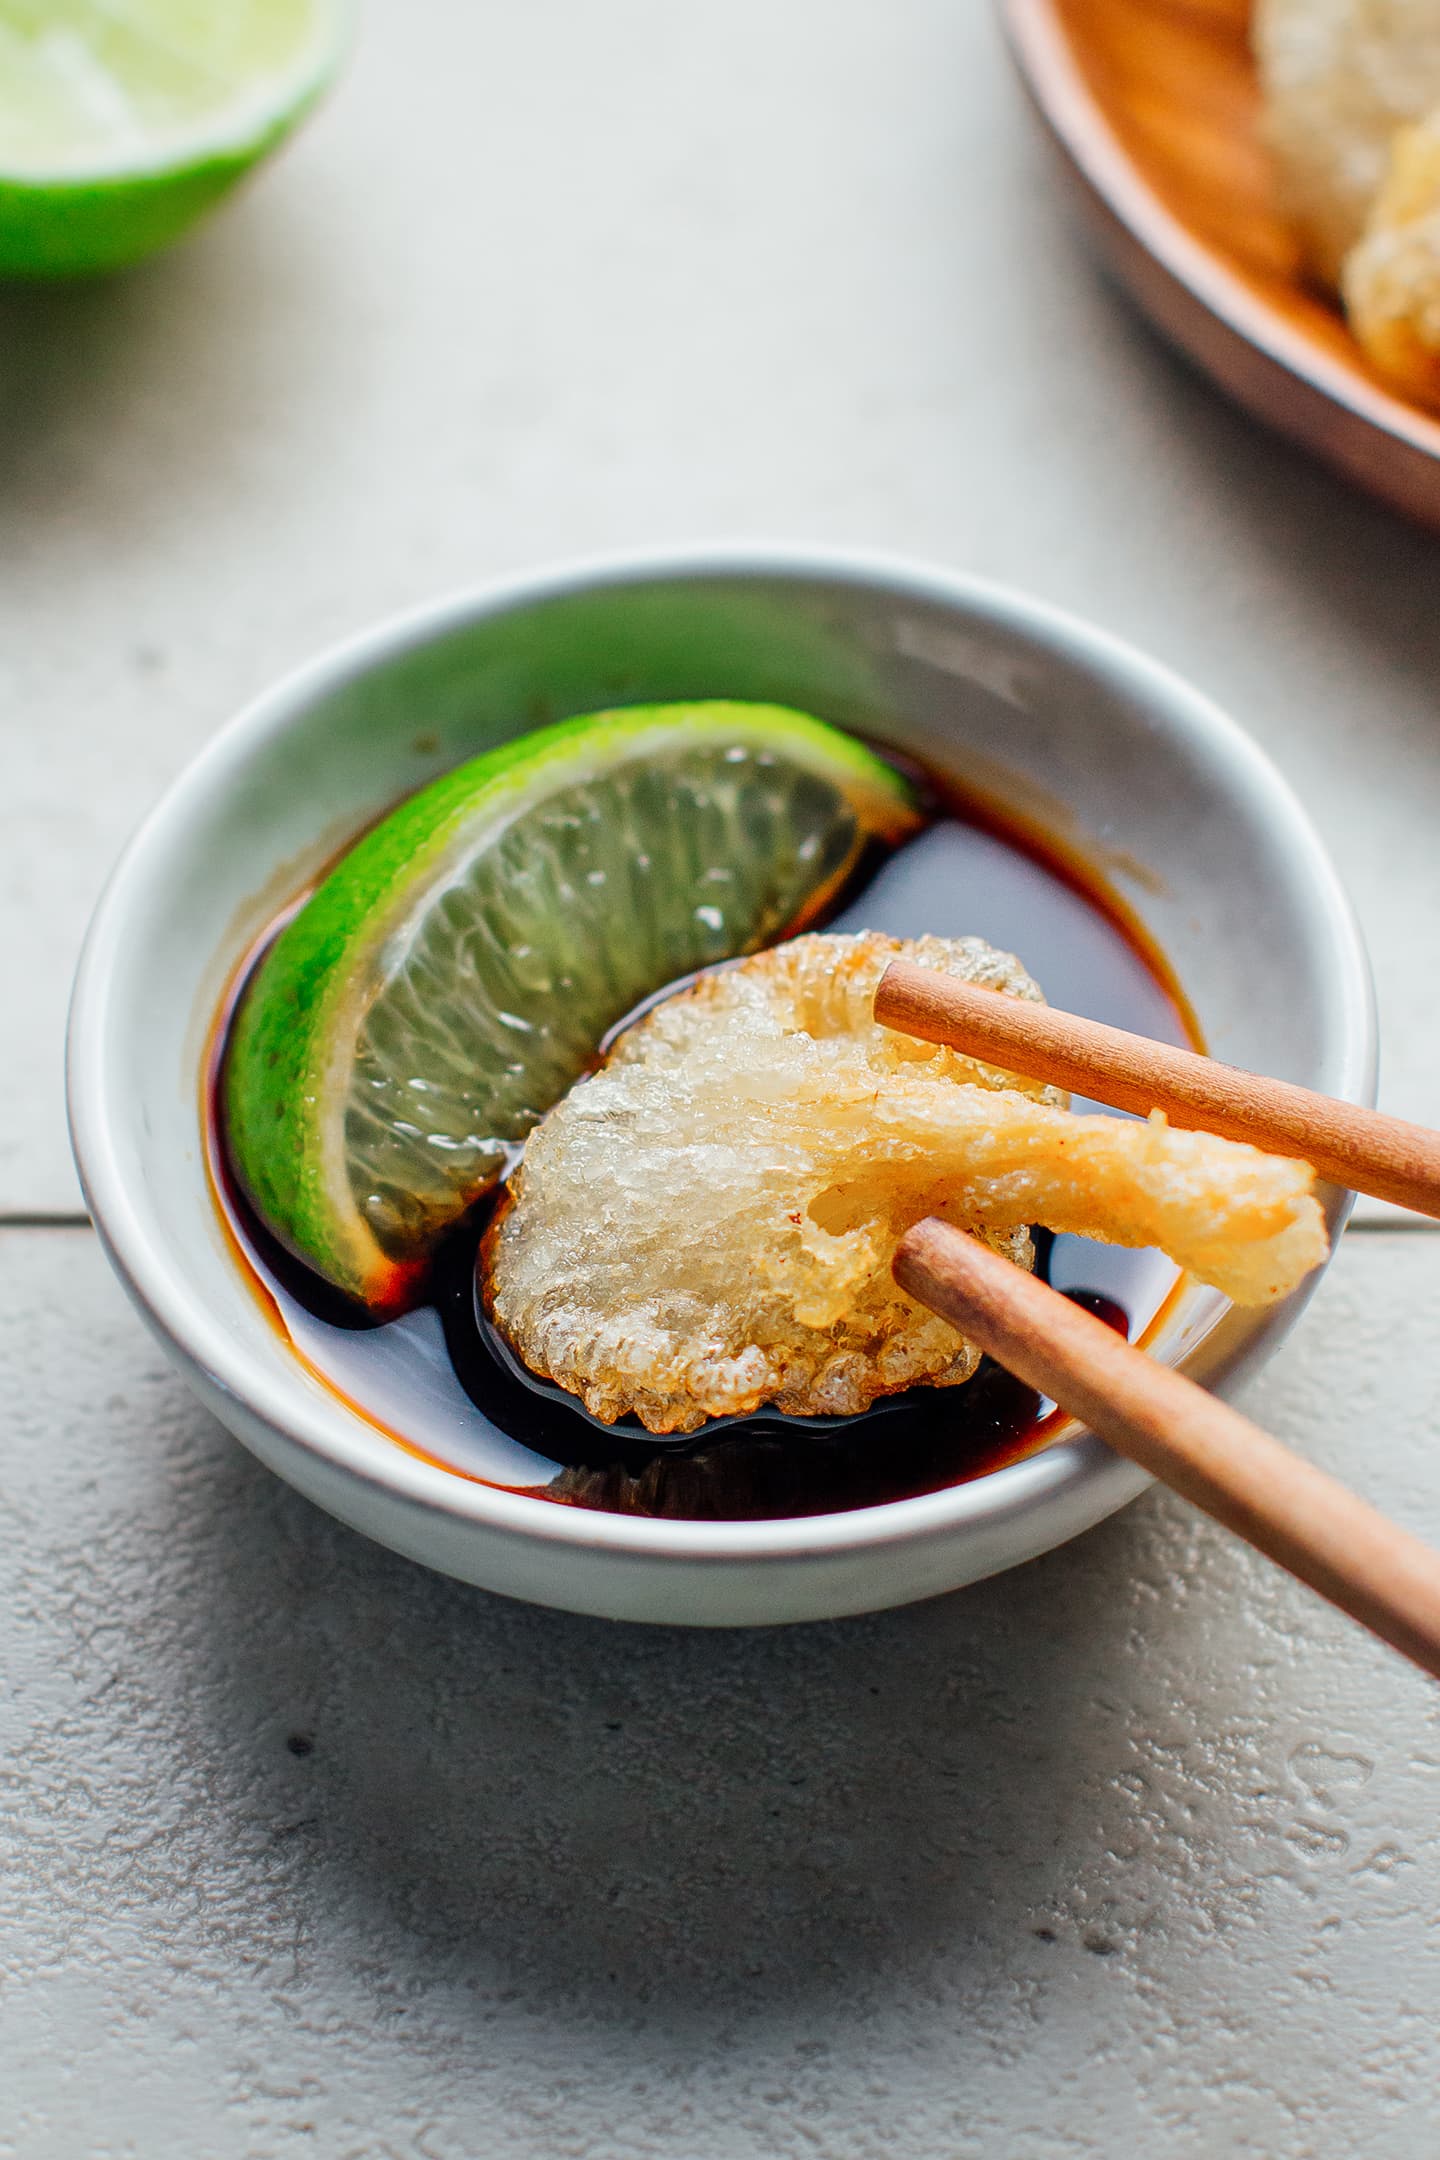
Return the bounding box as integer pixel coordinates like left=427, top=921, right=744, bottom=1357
left=1343, top=105, right=1440, bottom=405
left=1254, top=0, right=1440, bottom=286
left=483, top=934, right=1328, bottom=1435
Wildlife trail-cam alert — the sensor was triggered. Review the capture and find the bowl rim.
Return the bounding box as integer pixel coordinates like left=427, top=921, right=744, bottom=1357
left=67, top=542, right=1377, bottom=1568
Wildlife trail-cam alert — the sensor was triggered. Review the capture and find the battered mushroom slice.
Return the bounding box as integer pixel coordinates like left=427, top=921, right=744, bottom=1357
left=1254, top=0, right=1440, bottom=286
left=1344, top=105, right=1440, bottom=408
left=482, top=933, right=1327, bottom=1436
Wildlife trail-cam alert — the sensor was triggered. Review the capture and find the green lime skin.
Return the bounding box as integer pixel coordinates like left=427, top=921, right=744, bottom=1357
left=223, top=703, right=920, bottom=1312
left=0, top=98, right=322, bottom=277
left=0, top=0, right=347, bottom=280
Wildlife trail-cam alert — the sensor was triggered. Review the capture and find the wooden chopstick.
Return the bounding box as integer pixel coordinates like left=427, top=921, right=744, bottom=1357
left=874, top=961, right=1440, bottom=1218
left=894, top=1219, right=1440, bottom=1680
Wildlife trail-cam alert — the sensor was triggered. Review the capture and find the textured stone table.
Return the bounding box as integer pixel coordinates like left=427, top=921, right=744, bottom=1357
left=3, top=3, right=1439, bottom=2153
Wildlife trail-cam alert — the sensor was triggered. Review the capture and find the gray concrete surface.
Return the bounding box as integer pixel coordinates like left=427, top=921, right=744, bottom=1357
left=5, top=0, right=1440, bottom=2152
left=5, top=1231, right=1440, bottom=2157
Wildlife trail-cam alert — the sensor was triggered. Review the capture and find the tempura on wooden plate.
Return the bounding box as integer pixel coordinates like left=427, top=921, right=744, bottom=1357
left=1255, top=0, right=1440, bottom=408
left=1345, top=107, right=1440, bottom=406
left=481, top=933, right=1327, bottom=1436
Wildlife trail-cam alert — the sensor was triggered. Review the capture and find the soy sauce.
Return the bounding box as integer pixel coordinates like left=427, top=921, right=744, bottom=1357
left=208, top=767, right=1198, bottom=1522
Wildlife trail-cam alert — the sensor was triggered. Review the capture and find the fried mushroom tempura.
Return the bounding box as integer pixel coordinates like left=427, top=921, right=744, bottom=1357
left=1254, top=0, right=1440, bottom=287
left=483, top=934, right=1328, bottom=1435
left=1255, top=0, right=1440, bottom=406
left=1344, top=106, right=1440, bottom=407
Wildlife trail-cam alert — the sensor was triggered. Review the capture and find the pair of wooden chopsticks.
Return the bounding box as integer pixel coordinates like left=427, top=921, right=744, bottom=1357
left=875, top=962, right=1440, bottom=1682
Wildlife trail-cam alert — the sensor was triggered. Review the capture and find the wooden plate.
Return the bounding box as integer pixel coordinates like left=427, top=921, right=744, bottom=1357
left=1003, top=0, right=1440, bottom=529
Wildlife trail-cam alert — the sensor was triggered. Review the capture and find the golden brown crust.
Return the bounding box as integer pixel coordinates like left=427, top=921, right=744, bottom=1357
left=1344, top=108, right=1440, bottom=408
left=1254, top=0, right=1440, bottom=288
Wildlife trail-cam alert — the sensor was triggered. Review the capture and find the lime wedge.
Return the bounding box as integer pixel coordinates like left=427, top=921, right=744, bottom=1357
left=224, top=702, right=921, bottom=1311
left=0, top=0, right=348, bottom=277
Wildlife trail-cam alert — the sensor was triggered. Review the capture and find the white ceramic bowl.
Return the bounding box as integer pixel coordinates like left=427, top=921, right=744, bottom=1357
left=68, top=548, right=1374, bottom=1626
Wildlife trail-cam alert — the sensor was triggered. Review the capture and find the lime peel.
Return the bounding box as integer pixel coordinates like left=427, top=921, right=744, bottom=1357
left=0, top=0, right=350, bottom=276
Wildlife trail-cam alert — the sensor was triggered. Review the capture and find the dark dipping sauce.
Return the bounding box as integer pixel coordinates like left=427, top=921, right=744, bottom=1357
left=209, top=763, right=1199, bottom=1522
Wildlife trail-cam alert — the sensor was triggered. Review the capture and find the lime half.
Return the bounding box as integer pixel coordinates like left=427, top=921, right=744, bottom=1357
left=0, top=1, right=348, bottom=278
left=224, top=702, right=921, bottom=1311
